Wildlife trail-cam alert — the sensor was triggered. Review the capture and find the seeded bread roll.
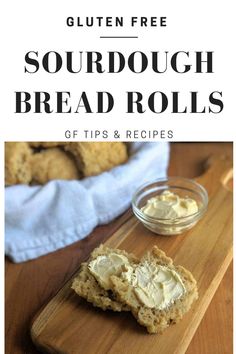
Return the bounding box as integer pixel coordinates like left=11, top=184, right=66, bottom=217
left=71, top=245, right=138, bottom=312
left=64, top=142, right=128, bottom=177
left=110, top=246, right=198, bottom=334
left=5, top=142, right=32, bottom=185
left=31, top=148, right=80, bottom=184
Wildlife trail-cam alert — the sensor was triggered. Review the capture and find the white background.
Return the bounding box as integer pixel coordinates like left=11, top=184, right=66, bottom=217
left=0, top=0, right=235, bottom=141
left=1, top=0, right=235, bottom=352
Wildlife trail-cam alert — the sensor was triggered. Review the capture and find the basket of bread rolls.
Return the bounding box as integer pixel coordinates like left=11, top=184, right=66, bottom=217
left=5, top=142, right=128, bottom=186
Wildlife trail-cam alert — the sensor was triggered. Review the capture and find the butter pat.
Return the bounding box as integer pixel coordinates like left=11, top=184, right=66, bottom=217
left=88, top=253, right=129, bottom=290
left=122, top=261, right=186, bottom=309
left=141, top=190, right=198, bottom=219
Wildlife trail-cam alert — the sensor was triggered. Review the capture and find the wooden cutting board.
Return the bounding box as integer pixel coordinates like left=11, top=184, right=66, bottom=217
left=31, top=155, right=233, bottom=354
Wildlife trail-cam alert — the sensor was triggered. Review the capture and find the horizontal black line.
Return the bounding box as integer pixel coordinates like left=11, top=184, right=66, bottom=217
left=100, top=36, right=138, bottom=38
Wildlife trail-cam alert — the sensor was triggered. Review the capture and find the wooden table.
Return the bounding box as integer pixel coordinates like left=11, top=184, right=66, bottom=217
left=5, top=142, right=233, bottom=354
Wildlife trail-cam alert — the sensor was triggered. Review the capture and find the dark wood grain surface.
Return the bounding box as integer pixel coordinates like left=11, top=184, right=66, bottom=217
left=5, top=142, right=233, bottom=354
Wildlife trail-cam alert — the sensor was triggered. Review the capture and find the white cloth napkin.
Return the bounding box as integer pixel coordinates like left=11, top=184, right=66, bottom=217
left=5, top=142, right=170, bottom=262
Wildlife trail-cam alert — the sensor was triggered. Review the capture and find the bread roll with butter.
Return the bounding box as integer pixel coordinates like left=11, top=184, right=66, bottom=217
left=72, top=245, right=138, bottom=312
left=72, top=245, right=198, bottom=334
left=110, top=246, right=198, bottom=334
